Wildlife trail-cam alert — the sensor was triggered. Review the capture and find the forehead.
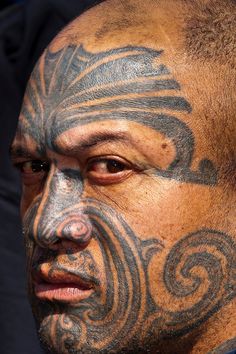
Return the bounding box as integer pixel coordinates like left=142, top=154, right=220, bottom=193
left=17, top=44, right=192, bottom=152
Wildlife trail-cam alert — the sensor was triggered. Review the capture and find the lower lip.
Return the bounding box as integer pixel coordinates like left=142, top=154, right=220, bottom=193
left=34, top=282, right=93, bottom=302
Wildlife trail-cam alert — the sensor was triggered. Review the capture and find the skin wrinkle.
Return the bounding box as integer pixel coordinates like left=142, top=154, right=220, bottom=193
left=11, top=0, right=236, bottom=353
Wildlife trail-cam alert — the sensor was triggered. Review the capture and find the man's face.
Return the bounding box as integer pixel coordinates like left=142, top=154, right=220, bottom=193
left=11, top=42, right=235, bottom=353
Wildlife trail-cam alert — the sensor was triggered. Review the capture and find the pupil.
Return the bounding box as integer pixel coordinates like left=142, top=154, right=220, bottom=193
left=31, top=160, right=49, bottom=173
left=107, top=160, right=124, bottom=173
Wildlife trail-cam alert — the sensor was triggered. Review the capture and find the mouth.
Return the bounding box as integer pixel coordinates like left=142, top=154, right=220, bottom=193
left=33, top=271, right=95, bottom=303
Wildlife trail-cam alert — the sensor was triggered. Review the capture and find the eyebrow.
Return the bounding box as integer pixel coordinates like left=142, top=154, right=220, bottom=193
left=59, top=131, right=134, bottom=155
left=10, top=131, right=135, bottom=161
left=9, top=146, right=39, bottom=162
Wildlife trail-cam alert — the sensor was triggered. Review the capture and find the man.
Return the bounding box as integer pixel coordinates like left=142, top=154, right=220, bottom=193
left=10, top=0, right=236, bottom=352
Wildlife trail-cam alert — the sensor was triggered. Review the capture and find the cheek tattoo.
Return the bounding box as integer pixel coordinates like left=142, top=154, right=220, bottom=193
left=18, top=44, right=236, bottom=353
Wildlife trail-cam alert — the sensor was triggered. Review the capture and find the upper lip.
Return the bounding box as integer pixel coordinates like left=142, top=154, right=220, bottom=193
left=32, top=266, right=99, bottom=290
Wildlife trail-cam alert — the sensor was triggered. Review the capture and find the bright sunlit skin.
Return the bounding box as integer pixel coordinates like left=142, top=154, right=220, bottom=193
left=11, top=0, right=236, bottom=353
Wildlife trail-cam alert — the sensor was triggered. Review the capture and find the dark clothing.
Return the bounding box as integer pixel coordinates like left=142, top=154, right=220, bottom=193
left=0, top=1, right=97, bottom=353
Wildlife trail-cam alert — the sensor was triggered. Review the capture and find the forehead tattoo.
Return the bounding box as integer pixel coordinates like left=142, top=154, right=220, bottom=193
left=20, top=44, right=217, bottom=185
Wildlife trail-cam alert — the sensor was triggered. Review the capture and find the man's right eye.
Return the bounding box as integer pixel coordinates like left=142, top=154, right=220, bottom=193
left=16, top=160, right=50, bottom=174
left=15, top=160, right=50, bottom=186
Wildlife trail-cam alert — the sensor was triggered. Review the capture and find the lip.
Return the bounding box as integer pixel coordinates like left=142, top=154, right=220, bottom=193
left=33, top=270, right=95, bottom=303
left=34, top=281, right=93, bottom=302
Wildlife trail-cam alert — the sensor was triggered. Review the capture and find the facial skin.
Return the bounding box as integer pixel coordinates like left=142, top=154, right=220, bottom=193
left=11, top=0, right=236, bottom=353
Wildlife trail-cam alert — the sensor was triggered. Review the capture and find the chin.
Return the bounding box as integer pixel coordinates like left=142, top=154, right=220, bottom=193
left=33, top=302, right=159, bottom=354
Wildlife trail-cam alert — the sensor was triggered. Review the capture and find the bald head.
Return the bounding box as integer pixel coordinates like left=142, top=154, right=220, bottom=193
left=12, top=1, right=236, bottom=353
left=54, top=0, right=236, bottom=61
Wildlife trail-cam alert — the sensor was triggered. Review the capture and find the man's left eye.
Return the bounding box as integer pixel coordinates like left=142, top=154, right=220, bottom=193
left=86, top=157, right=133, bottom=184
left=88, top=159, right=126, bottom=173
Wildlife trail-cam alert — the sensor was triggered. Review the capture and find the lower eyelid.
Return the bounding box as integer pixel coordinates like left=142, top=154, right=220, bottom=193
left=87, top=169, right=133, bottom=185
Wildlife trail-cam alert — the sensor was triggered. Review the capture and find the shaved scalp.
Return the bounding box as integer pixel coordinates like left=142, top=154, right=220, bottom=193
left=184, top=0, right=236, bottom=66
left=64, top=0, right=236, bottom=64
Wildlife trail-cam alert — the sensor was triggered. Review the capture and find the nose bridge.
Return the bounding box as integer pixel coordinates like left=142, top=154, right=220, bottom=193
left=32, top=166, right=92, bottom=247
left=47, top=167, right=84, bottom=212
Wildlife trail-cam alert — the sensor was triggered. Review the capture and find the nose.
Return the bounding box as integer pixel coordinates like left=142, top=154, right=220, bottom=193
left=30, top=167, right=92, bottom=248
